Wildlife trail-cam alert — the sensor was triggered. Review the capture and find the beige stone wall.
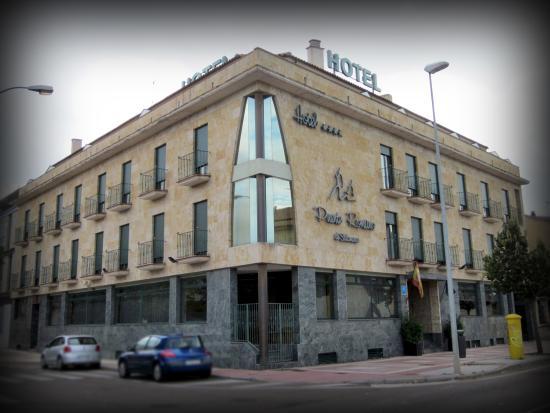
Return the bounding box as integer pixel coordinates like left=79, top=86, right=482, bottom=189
left=9, top=49, right=526, bottom=299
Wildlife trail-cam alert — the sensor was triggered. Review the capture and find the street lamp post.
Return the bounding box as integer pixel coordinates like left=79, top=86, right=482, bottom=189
left=0, top=85, right=53, bottom=95
left=424, top=61, right=462, bottom=376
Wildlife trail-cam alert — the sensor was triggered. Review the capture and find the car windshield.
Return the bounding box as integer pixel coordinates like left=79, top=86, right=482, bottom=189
left=68, top=337, right=97, bottom=345
left=164, top=336, right=202, bottom=349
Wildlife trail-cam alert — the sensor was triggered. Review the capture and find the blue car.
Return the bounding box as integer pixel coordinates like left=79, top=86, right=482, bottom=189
left=118, top=335, right=212, bottom=382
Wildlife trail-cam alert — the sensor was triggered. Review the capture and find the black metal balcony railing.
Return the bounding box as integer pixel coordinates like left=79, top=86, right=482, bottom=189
left=22, top=269, right=34, bottom=288
left=84, top=195, right=106, bottom=217
left=380, top=167, right=409, bottom=193
left=178, top=150, right=209, bottom=181
left=58, top=260, right=78, bottom=281
left=435, top=243, right=460, bottom=266
left=504, top=206, right=520, bottom=223
left=40, top=264, right=55, bottom=285
left=81, top=255, right=103, bottom=277
left=411, top=240, right=438, bottom=264
left=105, top=249, right=129, bottom=272
left=44, top=213, right=61, bottom=233
left=482, top=199, right=503, bottom=220
left=407, top=175, right=433, bottom=200
left=464, top=249, right=484, bottom=271
left=177, top=230, right=208, bottom=259
left=140, top=168, right=167, bottom=195
left=138, top=239, right=164, bottom=266
left=431, top=183, right=454, bottom=206
left=458, top=192, right=481, bottom=213
left=387, top=236, right=413, bottom=261
left=14, top=227, right=28, bottom=245
left=61, top=204, right=80, bottom=226
left=29, top=267, right=41, bottom=288
left=107, top=183, right=132, bottom=209
left=28, top=220, right=42, bottom=239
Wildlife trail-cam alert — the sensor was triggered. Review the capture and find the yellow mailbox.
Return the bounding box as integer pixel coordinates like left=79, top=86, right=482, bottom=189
left=505, top=314, right=524, bottom=360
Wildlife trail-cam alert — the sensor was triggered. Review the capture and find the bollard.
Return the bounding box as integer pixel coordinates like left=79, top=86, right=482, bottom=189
left=505, top=314, right=524, bottom=360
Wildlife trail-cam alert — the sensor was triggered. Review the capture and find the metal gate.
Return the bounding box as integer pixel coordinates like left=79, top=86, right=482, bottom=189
left=232, top=303, right=295, bottom=363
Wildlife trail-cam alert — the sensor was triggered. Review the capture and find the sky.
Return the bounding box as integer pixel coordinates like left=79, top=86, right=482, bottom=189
left=1, top=1, right=549, bottom=215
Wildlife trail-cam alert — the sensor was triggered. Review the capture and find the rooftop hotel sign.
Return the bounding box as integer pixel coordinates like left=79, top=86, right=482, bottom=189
left=326, top=50, right=381, bottom=93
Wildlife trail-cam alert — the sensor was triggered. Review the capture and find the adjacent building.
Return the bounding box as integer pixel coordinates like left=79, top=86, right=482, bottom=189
left=4, top=41, right=528, bottom=368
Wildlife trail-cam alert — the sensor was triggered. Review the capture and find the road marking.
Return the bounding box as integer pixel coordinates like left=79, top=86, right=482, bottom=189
left=39, top=371, right=83, bottom=380
left=161, top=379, right=246, bottom=388
left=0, top=376, right=23, bottom=384
left=15, top=373, right=52, bottom=382
left=67, top=371, right=116, bottom=379
left=231, top=381, right=292, bottom=389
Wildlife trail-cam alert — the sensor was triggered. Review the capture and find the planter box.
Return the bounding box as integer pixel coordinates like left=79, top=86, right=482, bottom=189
left=403, top=341, right=424, bottom=356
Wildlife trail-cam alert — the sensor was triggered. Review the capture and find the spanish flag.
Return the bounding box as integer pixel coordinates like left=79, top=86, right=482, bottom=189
left=412, top=261, right=424, bottom=299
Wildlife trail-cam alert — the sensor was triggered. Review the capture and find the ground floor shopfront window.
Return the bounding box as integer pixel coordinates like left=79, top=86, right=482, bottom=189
left=115, top=282, right=169, bottom=324
left=484, top=284, right=504, bottom=316
left=459, top=282, right=481, bottom=316
left=66, top=290, right=106, bottom=325
left=180, top=276, right=207, bottom=322
left=346, top=275, right=397, bottom=319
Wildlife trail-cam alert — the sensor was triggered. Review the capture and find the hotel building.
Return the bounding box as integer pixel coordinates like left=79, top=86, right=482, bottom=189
left=1, top=40, right=528, bottom=368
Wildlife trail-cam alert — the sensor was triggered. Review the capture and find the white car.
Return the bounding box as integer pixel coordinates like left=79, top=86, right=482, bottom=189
left=41, top=335, right=101, bottom=370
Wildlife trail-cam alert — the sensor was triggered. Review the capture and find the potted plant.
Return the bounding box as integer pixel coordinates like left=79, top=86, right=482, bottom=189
left=401, top=318, right=424, bottom=356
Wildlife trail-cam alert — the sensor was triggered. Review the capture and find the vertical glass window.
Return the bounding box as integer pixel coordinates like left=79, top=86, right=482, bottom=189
left=94, top=232, right=103, bottom=274
left=485, top=284, right=503, bottom=316
left=119, top=224, right=129, bottom=270
left=380, top=145, right=393, bottom=189
left=434, top=222, right=445, bottom=263
left=74, top=185, right=82, bottom=221
left=20, top=255, right=26, bottom=287
left=463, top=228, right=472, bottom=266
left=316, top=273, right=334, bottom=320
left=24, top=210, right=30, bottom=238
left=486, top=234, right=495, bottom=255
left=232, top=178, right=258, bottom=245
left=34, top=251, right=41, bottom=286
left=115, top=282, right=169, bottom=324
left=266, top=177, right=295, bottom=244
left=457, top=173, right=467, bottom=209
left=155, top=144, right=166, bottom=189
left=263, top=96, right=286, bottom=163
left=97, top=173, right=106, bottom=213
left=47, top=295, right=62, bottom=326
left=237, top=96, right=256, bottom=164
left=406, top=154, right=417, bottom=194
left=122, top=161, right=132, bottom=203
left=52, top=245, right=60, bottom=282
left=481, top=181, right=490, bottom=215
left=429, top=162, right=439, bottom=198
left=71, top=239, right=79, bottom=279
left=194, top=201, right=208, bottom=255
left=502, top=189, right=510, bottom=219
left=55, top=194, right=63, bottom=227
left=180, top=276, right=207, bottom=322
left=385, top=212, right=399, bottom=259
left=411, top=217, right=423, bottom=261
left=459, top=282, right=480, bottom=316
left=67, top=290, right=106, bottom=325
left=38, top=203, right=45, bottom=234
left=153, top=213, right=164, bottom=263
left=346, top=275, right=397, bottom=319
left=194, top=125, right=209, bottom=174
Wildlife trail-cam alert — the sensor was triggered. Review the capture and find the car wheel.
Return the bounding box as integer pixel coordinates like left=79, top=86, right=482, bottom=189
left=92, top=362, right=101, bottom=369
left=56, top=356, right=65, bottom=370
left=153, top=363, right=164, bottom=382
left=118, top=361, right=129, bottom=378
left=40, top=356, right=48, bottom=369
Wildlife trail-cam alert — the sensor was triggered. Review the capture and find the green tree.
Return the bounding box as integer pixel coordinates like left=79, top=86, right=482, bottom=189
left=484, top=221, right=550, bottom=354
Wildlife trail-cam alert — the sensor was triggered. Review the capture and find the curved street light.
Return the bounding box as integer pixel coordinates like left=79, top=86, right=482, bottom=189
left=424, top=61, right=462, bottom=376
left=0, top=85, right=54, bottom=95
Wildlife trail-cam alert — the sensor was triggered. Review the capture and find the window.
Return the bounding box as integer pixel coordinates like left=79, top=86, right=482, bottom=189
left=38, top=203, right=45, bottom=235
left=194, top=125, right=209, bottom=174
left=97, top=173, right=106, bottom=213
left=480, top=181, right=490, bottom=216
left=71, top=239, right=79, bottom=279
left=411, top=217, right=423, bottom=261
left=406, top=154, right=417, bottom=195
left=459, top=283, right=480, bottom=316
left=502, top=189, right=510, bottom=220
left=23, top=209, right=30, bottom=239
left=47, top=295, right=62, bottom=326
left=135, top=336, right=150, bottom=351
left=66, top=290, right=106, bottom=325
left=457, top=173, right=467, bottom=209
left=237, top=96, right=256, bottom=164
left=380, top=145, right=393, bottom=189
left=115, top=282, right=169, bottom=324
left=429, top=162, right=439, bottom=199
left=462, top=228, right=473, bottom=267
left=434, top=222, right=445, bottom=264
left=266, top=177, right=295, bottom=244
left=74, top=185, right=82, bottom=222
left=155, top=144, right=166, bottom=189
left=232, top=177, right=258, bottom=245
left=180, top=276, right=207, bottom=322
left=55, top=194, right=63, bottom=228
left=316, top=273, right=334, bottom=320
left=122, top=161, right=132, bottom=204
left=146, top=336, right=162, bottom=349
left=485, top=284, right=503, bottom=316
left=153, top=213, right=164, bottom=263
left=20, top=255, right=26, bottom=288
left=194, top=201, right=208, bottom=255
left=119, top=224, right=129, bottom=270
left=52, top=245, right=60, bottom=282
left=486, top=234, right=495, bottom=255
left=34, top=251, right=41, bottom=286
left=94, top=232, right=103, bottom=274
left=385, top=212, right=399, bottom=259
left=346, top=275, right=397, bottom=319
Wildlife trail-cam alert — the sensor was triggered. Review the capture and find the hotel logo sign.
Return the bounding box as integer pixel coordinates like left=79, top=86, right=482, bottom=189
left=326, top=50, right=381, bottom=93
left=293, top=105, right=342, bottom=137
left=328, top=168, right=355, bottom=202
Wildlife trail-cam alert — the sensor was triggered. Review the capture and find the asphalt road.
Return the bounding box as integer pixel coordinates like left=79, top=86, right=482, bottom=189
left=1, top=355, right=550, bottom=413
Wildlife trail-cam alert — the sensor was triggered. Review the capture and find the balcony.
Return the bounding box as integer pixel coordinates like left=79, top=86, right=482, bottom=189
left=137, top=240, right=165, bottom=271
left=386, top=237, right=414, bottom=267
left=503, top=206, right=520, bottom=224
left=176, top=230, right=210, bottom=264
left=107, top=183, right=132, bottom=212
left=435, top=244, right=460, bottom=268
left=177, top=150, right=210, bottom=187
left=28, top=268, right=41, bottom=291
left=61, top=204, right=81, bottom=229
left=28, top=221, right=43, bottom=242
left=464, top=249, right=485, bottom=274
left=81, top=255, right=103, bottom=281
left=10, top=273, right=22, bottom=292
left=458, top=192, right=481, bottom=217
left=407, top=176, right=434, bottom=205
left=14, top=227, right=29, bottom=247
left=482, top=200, right=503, bottom=223
left=59, top=260, right=78, bottom=285
left=430, top=184, right=454, bottom=210
left=139, top=168, right=167, bottom=200
left=412, top=240, right=439, bottom=269
left=84, top=195, right=106, bottom=221
left=104, top=249, right=129, bottom=277
left=40, top=264, right=58, bottom=288
left=379, top=167, right=409, bottom=198
left=44, top=213, right=62, bottom=236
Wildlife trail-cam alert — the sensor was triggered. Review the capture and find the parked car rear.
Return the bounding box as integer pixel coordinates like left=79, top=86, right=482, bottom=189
left=118, top=335, right=212, bottom=382
left=41, top=335, right=101, bottom=370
